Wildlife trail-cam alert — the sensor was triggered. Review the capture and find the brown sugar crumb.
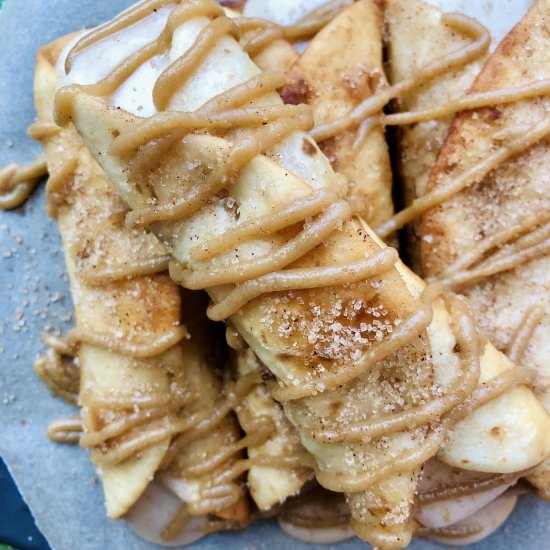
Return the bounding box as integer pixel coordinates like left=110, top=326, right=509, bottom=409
left=319, top=137, right=338, bottom=166
left=280, top=75, right=311, bottom=106
left=340, top=66, right=365, bottom=100
left=265, top=286, right=399, bottom=375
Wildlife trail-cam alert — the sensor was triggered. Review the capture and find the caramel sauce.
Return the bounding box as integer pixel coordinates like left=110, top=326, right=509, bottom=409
left=34, top=335, right=79, bottom=405
left=417, top=472, right=521, bottom=504
left=47, top=417, right=83, bottom=445
left=237, top=0, right=352, bottom=57
left=45, top=156, right=80, bottom=217
left=508, top=306, right=544, bottom=364
left=0, top=159, right=47, bottom=210
left=79, top=254, right=171, bottom=285
left=310, top=13, right=490, bottom=143
left=67, top=325, right=188, bottom=359
left=27, top=121, right=61, bottom=140
left=434, top=214, right=550, bottom=291
left=377, top=119, right=550, bottom=241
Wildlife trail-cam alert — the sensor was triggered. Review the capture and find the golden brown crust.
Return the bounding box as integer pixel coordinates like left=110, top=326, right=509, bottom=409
left=385, top=0, right=486, bottom=272
left=34, top=36, right=247, bottom=521
left=421, top=0, right=550, bottom=274
left=419, top=0, right=550, bottom=495
left=281, top=0, right=393, bottom=227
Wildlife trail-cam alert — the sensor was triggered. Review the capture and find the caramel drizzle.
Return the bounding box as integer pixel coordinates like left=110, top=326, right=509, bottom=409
left=435, top=214, right=550, bottom=290
left=55, top=0, right=537, bottom=510
left=377, top=119, right=550, bottom=240
left=64, top=0, right=176, bottom=73
left=28, top=121, right=62, bottom=140
left=237, top=0, right=352, bottom=57
left=508, top=306, right=544, bottom=364
left=47, top=417, right=83, bottom=445
left=33, top=335, right=83, bottom=445
left=66, top=325, right=188, bottom=359
left=0, top=121, right=76, bottom=213
left=384, top=79, right=550, bottom=127
left=0, top=159, right=47, bottom=210
left=79, top=254, right=171, bottom=285
left=310, top=13, right=490, bottom=143
left=45, top=156, right=80, bottom=217
left=351, top=79, right=550, bottom=154
left=82, top=393, right=197, bottom=456
left=34, top=334, right=80, bottom=405
left=417, top=472, right=520, bottom=504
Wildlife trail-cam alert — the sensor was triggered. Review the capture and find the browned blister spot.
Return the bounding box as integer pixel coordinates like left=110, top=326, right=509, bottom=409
left=280, top=74, right=311, bottom=106
left=302, top=137, right=318, bottom=156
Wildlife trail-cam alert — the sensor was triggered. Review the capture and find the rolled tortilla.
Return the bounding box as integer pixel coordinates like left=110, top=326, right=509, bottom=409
left=33, top=37, right=246, bottom=527
left=385, top=0, right=486, bottom=272
left=233, top=346, right=314, bottom=511
left=419, top=0, right=550, bottom=498
left=281, top=0, right=394, bottom=227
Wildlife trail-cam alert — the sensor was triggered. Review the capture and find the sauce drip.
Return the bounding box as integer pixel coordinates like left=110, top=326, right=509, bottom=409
left=67, top=325, right=188, bottom=359
left=34, top=334, right=79, bottom=405
left=237, top=0, right=352, bottom=57
left=79, top=253, right=171, bottom=285
left=47, top=417, right=83, bottom=444
left=0, top=159, right=47, bottom=210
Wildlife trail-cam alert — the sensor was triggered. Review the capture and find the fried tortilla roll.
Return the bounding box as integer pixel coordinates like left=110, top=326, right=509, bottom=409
left=52, top=1, right=550, bottom=547
left=417, top=0, right=550, bottom=498
left=32, top=37, right=249, bottom=538
left=229, top=341, right=315, bottom=510
left=281, top=0, right=393, bottom=227
left=385, top=0, right=486, bottom=271
left=226, top=2, right=315, bottom=507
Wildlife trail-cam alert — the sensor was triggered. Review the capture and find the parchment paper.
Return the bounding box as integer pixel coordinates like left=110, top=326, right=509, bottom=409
left=0, top=0, right=547, bottom=549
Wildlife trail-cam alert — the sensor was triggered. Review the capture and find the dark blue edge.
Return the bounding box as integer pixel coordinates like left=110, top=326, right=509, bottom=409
left=0, top=458, right=50, bottom=550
